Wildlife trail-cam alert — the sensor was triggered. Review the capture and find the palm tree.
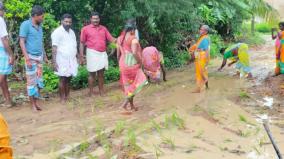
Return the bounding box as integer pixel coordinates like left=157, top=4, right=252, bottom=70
left=246, top=0, right=279, bottom=34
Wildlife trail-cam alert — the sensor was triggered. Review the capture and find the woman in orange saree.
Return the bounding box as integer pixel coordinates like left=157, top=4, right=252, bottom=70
left=271, top=22, right=284, bottom=76
left=189, top=25, right=210, bottom=93
left=276, top=22, right=284, bottom=75
left=0, top=113, right=12, bottom=159
left=117, top=23, right=148, bottom=112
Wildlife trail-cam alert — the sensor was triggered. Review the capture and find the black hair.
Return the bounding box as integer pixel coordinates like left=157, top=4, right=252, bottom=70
left=31, top=5, right=45, bottom=17
left=61, top=13, right=72, bottom=20
left=220, top=48, right=226, bottom=54
left=126, top=18, right=136, bottom=24
left=0, top=2, right=5, bottom=11
left=279, top=22, right=284, bottom=27
left=90, top=12, right=100, bottom=18
left=121, top=23, right=136, bottom=46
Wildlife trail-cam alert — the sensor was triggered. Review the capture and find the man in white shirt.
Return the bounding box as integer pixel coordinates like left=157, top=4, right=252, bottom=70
left=0, top=2, right=14, bottom=107
left=51, top=14, right=78, bottom=103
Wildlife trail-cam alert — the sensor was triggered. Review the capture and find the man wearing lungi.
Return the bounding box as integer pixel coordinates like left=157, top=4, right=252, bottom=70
left=0, top=2, right=14, bottom=107
left=51, top=14, right=78, bottom=103
left=19, top=5, right=48, bottom=111
left=79, top=12, right=116, bottom=96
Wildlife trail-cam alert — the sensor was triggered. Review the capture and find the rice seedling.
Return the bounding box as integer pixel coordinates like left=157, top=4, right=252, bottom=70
left=151, top=119, right=162, bottom=133
left=114, top=120, right=125, bottom=136
left=164, top=112, right=185, bottom=129
left=239, top=91, right=250, bottom=99
left=161, top=136, right=175, bottom=150
left=153, top=144, right=163, bottom=159
left=193, top=130, right=204, bottom=139
left=79, top=141, right=90, bottom=153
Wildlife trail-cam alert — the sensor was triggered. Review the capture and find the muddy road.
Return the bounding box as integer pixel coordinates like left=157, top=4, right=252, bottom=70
left=0, top=35, right=283, bottom=159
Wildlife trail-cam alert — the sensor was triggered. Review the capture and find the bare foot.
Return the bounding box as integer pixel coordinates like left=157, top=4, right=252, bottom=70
left=120, top=100, right=129, bottom=110
left=88, top=91, right=93, bottom=97
left=1, top=101, right=13, bottom=108
left=131, top=106, right=138, bottom=111
left=247, top=73, right=253, bottom=79
left=233, top=72, right=240, bottom=77
left=99, top=90, right=106, bottom=97
left=192, top=88, right=201, bottom=93
left=32, top=105, right=42, bottom=111
left=119, top=110, right=133, bottom=115
left=60, top=98, right=66, bottom=104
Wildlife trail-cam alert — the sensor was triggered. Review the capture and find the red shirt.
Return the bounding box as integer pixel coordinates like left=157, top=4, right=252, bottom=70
left=80, top=24, right=114, bottom=52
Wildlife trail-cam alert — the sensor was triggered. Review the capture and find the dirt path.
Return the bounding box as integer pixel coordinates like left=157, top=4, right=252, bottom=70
left=0, top=35, right=283, bottom=159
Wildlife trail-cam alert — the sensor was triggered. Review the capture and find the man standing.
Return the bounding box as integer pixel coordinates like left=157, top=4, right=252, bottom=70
left=0, top=2, right=14, bottom=107
left=51, top=14, right=78, bottom=103
left=19, top=5, right=47, bottom=111
left=80, top=12, right=115, bottom=96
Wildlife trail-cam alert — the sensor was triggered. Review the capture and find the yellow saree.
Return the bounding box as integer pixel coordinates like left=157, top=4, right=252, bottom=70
left=189, top=35, right=210, bottom=89
left=0, top=113, right=12, bottom=159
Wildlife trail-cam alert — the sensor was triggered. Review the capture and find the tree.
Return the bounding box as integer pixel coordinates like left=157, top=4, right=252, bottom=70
left=246, top=0, right=279, bottom=34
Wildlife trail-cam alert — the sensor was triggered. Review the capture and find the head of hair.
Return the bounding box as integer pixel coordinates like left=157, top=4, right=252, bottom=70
left=220, top=48, right=226, bottom=54
left=61, top=13, right=72, bottom=21
left=31, top=5, right=45, bottom=17
left=126, top=18, right=136, bottom=24
left=124, top=22, right=136, bottom=32
left=121, top=22, right=136, bottom=46
left=279, top=22, right=284, bottom=27
left=201, top=25, right=210, bottom=32
left=90, top=11, right=100, bottom=18
left=0, top=1, right=5, bottom=11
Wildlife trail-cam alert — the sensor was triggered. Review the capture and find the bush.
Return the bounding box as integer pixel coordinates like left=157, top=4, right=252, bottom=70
left=43, top=64, right=59, bottom=92
left=255, top=23, right=271, bottom=33
left=70, top=65, right=120, bottom=90
left=105, top=67, right=120, bottom=84
left=164, top=51, right=190, bottom=69
left=210, top=34, right=225, bottom=58
left=70, top=66, right=89, bottom=89
left=235, top=32, right=265, bottom=46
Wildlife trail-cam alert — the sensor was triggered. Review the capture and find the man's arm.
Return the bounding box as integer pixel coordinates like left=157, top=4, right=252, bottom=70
left=43, top=44, right=48, bottom=63
left=1, top=37, right=14, bottom=64
left=79, top=42, right=85, bottom=65
left=19, top=37, right=32, bottom=68
left=52, top=45, right=58, bottom=71
left=105, top=28, right=116, bottom=43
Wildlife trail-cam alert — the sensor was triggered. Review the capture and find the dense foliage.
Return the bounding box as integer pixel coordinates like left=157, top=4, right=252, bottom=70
left=2, top=0, right=279, bottom=91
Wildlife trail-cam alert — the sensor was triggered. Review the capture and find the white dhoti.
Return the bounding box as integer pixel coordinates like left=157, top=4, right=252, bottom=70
left=55, top=53, right=78, bottom=77
left=86, top=48, right=108, bottom=72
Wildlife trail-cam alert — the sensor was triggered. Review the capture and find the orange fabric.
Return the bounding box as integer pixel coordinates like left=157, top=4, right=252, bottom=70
left=195, top=51, right=208, bottom=88
left=279, top=31, right=284, bottom=62
left=275, top=37, right=280, bottom=74
left=0, top=113, right=13, bottom=159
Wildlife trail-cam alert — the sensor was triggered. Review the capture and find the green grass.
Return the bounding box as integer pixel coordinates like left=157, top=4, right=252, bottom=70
left=194, top=130, right=204, bottom=139
left=255, top=23, right=271, bottom=33
left=239, top=114, right=248, bottom=123
left=114, top=120, right=125, bottom=136
left=164, top=112, right=185, bottom=129
left=153, top=144, right=164, bottom=159
left=239, top=91, right=250, bottom=99
left=161, top=136, right=175, bottom=150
